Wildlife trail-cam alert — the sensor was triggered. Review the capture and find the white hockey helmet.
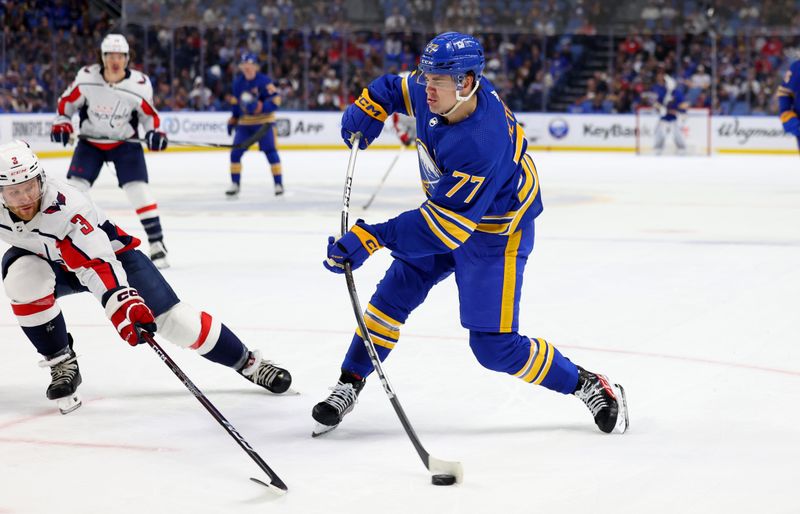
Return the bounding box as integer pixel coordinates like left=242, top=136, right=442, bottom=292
left=101, top=33, right=130, bottom=55
left=101, top=34, right=130, bottom=68
left=0, top=140, right=46, bottom=209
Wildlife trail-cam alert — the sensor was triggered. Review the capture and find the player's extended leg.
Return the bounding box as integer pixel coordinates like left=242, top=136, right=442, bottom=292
left=111, top=142, right=168, bottom=269
left=2, top=248, right=84, bottom=414
left=119, top=249, right=291, bottom=393
left=259, top=124, right=283, bottom=196
left=455, top=225, right=629, bottom=434
left=227, top=125, right=256, bottom=197
left=312, top=253, right=455, bottom=435
left=65, top=139, right=104, bottom=192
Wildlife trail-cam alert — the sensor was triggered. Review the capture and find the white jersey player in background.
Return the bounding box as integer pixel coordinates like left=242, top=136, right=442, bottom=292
left=0, top=140, right=292, bottom=414
left=50, top=34, right=171, bottom=268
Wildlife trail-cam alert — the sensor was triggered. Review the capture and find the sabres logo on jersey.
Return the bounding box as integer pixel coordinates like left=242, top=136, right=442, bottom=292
left=416, top=140, right=442, bottom=196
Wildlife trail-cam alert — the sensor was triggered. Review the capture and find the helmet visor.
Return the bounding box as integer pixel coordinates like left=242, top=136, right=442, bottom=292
left=1, top=176, right=43, bottom=209
left=415, top=72, right=459, bottom=91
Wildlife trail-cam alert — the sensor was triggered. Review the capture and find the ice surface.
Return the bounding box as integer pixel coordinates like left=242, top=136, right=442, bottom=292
left=1, top=149, right=798, bottom=513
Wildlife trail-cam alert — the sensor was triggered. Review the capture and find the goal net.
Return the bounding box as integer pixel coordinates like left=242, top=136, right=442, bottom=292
left=635, top=107, right=711, bottom=156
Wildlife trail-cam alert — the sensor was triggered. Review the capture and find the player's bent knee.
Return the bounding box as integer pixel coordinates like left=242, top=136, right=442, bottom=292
left=67, top=176, right=92, bottom=192
left=155, top=302, right=221, bottom=353
left=469, top=331, right=522, bottom=373
left=3, top=256, right=56, bottom=302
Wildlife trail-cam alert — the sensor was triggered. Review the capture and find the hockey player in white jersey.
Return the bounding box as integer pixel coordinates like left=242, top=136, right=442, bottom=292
left=51, top=34, right=171, bottom=268
left=0, top=140, right=292, bottom=414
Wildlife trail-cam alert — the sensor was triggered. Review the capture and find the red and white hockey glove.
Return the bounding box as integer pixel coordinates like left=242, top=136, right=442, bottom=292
left=103, top=287, right=157, bottom=346
left=50, top=122, right=73, bottom=146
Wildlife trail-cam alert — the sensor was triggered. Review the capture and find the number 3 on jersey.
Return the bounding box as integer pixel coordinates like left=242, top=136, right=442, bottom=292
left=445, top=171, right=485, bottom=203
left=70, top=214, right=94, bottom=235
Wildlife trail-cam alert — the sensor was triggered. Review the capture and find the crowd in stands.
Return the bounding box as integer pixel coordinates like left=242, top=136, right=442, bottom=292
left=1, top=0, right=799, bottom=117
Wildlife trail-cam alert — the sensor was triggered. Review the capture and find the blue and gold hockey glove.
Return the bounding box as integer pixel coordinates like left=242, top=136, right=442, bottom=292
left=341, top=88, right=388, bottom=150
left=780, top=111, right=800, bottom=136
left=324, top=220, right=383, bottom=274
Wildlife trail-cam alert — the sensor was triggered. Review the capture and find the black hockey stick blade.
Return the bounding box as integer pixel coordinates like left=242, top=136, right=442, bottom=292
left=250, top=476, right=288, bottom=495
left=137, top=330, right=288, bottom=495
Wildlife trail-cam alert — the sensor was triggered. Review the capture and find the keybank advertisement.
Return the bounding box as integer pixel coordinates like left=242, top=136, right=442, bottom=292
left=518, top=113, right=797, bottom=152
left=0, top=112, right=795, bottom=154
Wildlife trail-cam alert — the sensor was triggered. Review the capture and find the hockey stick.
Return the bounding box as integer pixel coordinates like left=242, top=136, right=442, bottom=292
left=338, top=134, right=464, bottom=484
left=138, top=331, right=288, bottom=495
left=362, top=145, right=405, bottom=210
left=77, top=122, right=271, bottom=150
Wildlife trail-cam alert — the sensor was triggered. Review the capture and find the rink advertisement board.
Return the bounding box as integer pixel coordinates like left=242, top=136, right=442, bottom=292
left=1, top=112, right=796, bottom=156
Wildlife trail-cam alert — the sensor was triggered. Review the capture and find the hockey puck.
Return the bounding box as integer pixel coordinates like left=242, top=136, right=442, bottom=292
left=431, top=474, right=456, bottom=486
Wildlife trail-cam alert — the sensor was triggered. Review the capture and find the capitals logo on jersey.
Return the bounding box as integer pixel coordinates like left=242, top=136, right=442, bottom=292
left=416, top=140, right=442, bottom=196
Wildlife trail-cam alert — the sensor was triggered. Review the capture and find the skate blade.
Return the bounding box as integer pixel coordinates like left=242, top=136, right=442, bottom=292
left=56, top=394, right=82, bottom=415
left=311, top=422, right=338, bottom=438
left=612, top=384, right=629, bottom=434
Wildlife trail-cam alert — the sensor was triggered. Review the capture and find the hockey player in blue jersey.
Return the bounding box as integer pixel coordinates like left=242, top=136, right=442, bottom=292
left=312, top=32, right=629, bottom=437
left=225, top=52, right=284, bottom=198
left=651, top=69, right=688, bottom=155
left=777, top=60, right=800, bottom=151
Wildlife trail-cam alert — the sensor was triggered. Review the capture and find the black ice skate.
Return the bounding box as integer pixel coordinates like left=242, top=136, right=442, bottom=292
left=573, top=366, right=629, bottom=434
left=274, top=183, right=284, bottom=197
left=311, top=371, right=365, bottom=437
left=39, top=336, right=82, bottom=415
left=149, top=240, right=169, bottom=269
left=239, top=350, right=292, bottom=394
left=225, top=183, right=240, bottom=198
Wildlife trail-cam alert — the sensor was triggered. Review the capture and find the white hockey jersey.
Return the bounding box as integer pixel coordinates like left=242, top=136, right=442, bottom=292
left=0, top=178, right=140, bottom=301
left=55, top=64, right=161, bottom=146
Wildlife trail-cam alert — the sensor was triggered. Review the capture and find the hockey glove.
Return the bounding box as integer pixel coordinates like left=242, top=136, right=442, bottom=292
left=780, top=112, right=800, bottom=137
left=399, top=132, right=413, bottom=147
left=227, top=117, right=238, bottom=136
left=145, top=130, right=168, bottom=151
left=341, top=88, right=388, bottom=150
left=103, top=287, right=157, bottom=346
left=324, top=220, right=383, bottom=274
left=50, top=122, right=73, bottom=146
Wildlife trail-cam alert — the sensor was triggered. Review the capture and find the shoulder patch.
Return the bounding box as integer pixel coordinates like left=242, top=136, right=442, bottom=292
left=43, top=192, right=67, bottom=214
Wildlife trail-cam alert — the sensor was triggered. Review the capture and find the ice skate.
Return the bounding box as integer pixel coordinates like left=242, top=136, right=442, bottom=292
left=225, top=182, right=240, bottom=198
left=239, top=350, right=292, bottom=394
left=39, top=339, right=82, bottom=415
left=149, top=240, right=169, bottom=269
left=311, top=372, right=365, bottom=437
left=274, top=183, right=284, bottom=197
left=573, top=366, right=629, bottom=434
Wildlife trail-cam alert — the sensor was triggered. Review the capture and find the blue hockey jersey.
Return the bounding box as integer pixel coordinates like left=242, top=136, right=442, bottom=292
left=777, top=60, right=800, bottom=120
left=231, top=72, right=280, bottom=125
left=367, top=73, right=542, bottom=258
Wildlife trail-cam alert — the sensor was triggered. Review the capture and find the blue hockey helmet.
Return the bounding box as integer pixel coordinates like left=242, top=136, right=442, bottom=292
left=418, top=32, right=485, bottom=84
left=240, top=52, right=258, bottom=65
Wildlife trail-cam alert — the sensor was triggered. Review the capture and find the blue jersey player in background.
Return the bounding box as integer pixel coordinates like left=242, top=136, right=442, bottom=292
left=777, top=60, right=800, bottom=153
left=225, top=53, right=284, bottom=198
left=651, top=69, right=687, bottom=155
left=312, top=32, right=629, bottom=437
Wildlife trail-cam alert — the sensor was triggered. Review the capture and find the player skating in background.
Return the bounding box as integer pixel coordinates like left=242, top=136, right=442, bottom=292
left=50, top=34, right=171, bottom=269
left=313, top=32, right=629, bottom=436
left=226, top=53, right=284, bottom=198
left=651, top=68, right=688, bottom=155
left=777, top=59, right=800, bottom=152
left=0, top=140, right=292, bottom=414
left=391, top=72, right=417, bottom=147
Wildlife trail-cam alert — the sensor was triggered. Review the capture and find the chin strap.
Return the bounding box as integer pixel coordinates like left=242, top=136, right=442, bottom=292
left=438, top=79, right=481, bottom=118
